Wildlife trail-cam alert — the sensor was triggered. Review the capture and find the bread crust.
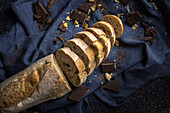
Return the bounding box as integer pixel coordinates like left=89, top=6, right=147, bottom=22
left=0, top=54, right=71, bottom=113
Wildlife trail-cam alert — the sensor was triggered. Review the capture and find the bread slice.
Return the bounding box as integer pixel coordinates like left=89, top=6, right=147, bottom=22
left=0, top=54, right=71, bottom=113
left=83, top=28, right=111, bottom=60
left=65, top=38, right=96, bottom=75
left=74, top=31, right=105, bottom=67
left=102, top=15, right=123, bottom=38
left=92, top=21, right=116, bottom=48
left=56, top=47, right=87, bottom=87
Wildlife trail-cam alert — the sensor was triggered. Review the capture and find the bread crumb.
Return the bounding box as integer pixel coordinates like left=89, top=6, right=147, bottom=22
left=89, top=0, right=95, bottom=2
left=117, top=13, right=124, bottom=18
left=101, top=82, right=104, bottom=85
left=94, top=75, right=97, bottom=77
left=116, top=6, right=119, bottom=9
left=75, top=24, right=79, bottom=28
left=74, top=20, right=79, bottom=25
left=115, top=0, right=120, bottom=3
left=64, top=22, right=68, bottom=28
left=148, top=2, right=158, bottom=10
left=126, top=6, right=131, bottom=13
left=115, top=40, right=119, bottom=46
left=66, top=16, right=71, bottom=20
left=132, top=24, right=138, bottom=31
left=66, top=12, right=70, bottom=15
left=89, top=80, right=91, bottom=83
left=105, top=73, right=112, bottom=81
left=83, top=22, right=88, bottom=29
left=86, top=16, right=90, bottom=21
left=91, top=4, right=96, bottom=11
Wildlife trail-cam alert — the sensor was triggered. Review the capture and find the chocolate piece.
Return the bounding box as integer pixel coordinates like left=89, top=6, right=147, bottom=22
left=119, top=0, right=131, bottom=5
left=33, top=1, right=51, bottom=24
left=68, top=85, right=90, bottom=102
left=70, top=9, right=87, bottom=25
left=101, top=61, right=116, bottom=73
left=104, top=79, right=120, bottom=93
left=58, top=22, right=67, bottom=32
left=78, top=2, right=92, bottom=14
left=57, top=35, right=63, bottom=41
left=47, top=0, right=55, bottom=8
left=126, top=11, right=142, bottom=26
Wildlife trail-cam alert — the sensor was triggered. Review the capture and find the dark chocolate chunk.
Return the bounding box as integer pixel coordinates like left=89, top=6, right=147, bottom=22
left=58, top=22, right=66, bottom=32
left=104, top=79, right=120, bottom=93
left=70, top=9, right=87, bottom=25
left=119, top=0, right=131, bottom=5
left=68, top=85, right=90, bottom=102
left=78, top=2, right=92, bottom=14
left=126, top=11, right=142, bottom=26
left=101, top=61, right=116, bottom=73
left=47, top=0, right=55, bottom=8
left=33, top=1, right=51, bottom=24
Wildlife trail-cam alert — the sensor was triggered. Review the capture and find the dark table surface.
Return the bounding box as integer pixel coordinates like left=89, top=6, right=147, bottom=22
left=0, top=0, right=170, bottom=113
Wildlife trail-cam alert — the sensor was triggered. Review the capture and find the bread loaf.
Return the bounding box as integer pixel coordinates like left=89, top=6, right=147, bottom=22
left=92, top=21, right=116, bottom=48
left=0, top=54, right=71, bottom=113
left=65, top=38, right=96, bottom=75
left=74, top=31, right=105, bottom=67
left=56, top=47, right=88, bottom=87
left=83, top=28, right=111, bottom=60
left=101, top=15, right=123, bottom=38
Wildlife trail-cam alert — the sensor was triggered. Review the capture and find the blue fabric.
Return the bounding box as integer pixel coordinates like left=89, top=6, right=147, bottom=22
left=0, top=0, right=170, bottom=113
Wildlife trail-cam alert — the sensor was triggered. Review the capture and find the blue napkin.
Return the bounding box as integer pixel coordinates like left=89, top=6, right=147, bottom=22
left=0, top=0, right=170, bottom=113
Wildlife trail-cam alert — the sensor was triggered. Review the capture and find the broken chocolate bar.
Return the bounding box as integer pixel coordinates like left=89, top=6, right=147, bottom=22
left=126, top=11, right=142, bottom=26
left=78, top=2, right=92, bottom=14
left=58, top=22, right=67, bottom=32
left=68, top=85, right=90, bottom=102
left=101, top=61, right=116, bottom=73
left=70, top=9, right=87, bottom=25
left=119, top=0, right=131, bottom=5
left=104, top=79, right=120, bottom=93
left=33, top=1, right=51, bottom=24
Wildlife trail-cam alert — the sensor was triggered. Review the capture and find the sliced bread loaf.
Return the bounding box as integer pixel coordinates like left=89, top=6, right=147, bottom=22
left=56, top=47, right=87, bottom=87
left=74, top=31, right=105, bottom=67
left=65, top=38, right=96, bottom=75
left=101, top=15, right=123, bottom=38
left=92, top=21, right=116, bottom=48
left=83, top=28, right=111, bottom=60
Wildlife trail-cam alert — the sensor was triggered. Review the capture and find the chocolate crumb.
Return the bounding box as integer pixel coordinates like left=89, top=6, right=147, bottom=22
left=58, top=22, right=67, bottom=32
left=47, top=0, right=55, bottom=8
left=139, top=36, right=154, bottom=44
left=53, top=37, right=58, bottom=45
left=57, top=35, right=63, bottom=41
left=47, top=17, right=52, bottom=23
